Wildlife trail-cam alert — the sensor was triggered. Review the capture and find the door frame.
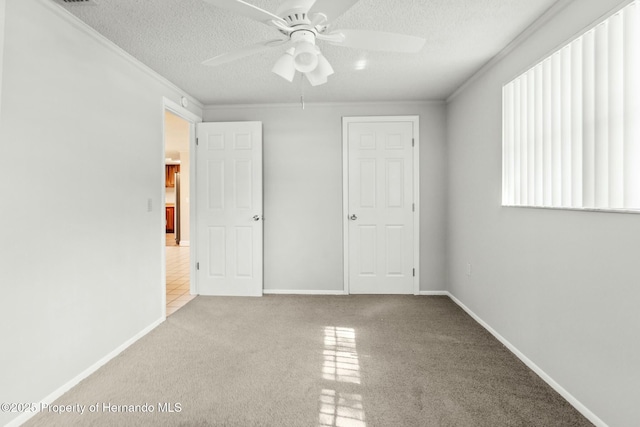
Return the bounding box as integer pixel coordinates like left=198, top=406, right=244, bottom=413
left=161, top=97, right=202, bottom=318
left=342, top=116, right=420, bottom=295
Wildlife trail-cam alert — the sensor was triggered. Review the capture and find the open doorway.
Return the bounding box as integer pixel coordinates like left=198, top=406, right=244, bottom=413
left=162, top=99, right=201, bottom=316
left=164, top=110, right=192, bottom=315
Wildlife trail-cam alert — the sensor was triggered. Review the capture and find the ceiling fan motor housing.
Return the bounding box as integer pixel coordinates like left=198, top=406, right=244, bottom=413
left=291, top=29, right=316, bottom=45
left=276, top=0, right=316, bottom=25
left=201, top=0, right=426, bottom=86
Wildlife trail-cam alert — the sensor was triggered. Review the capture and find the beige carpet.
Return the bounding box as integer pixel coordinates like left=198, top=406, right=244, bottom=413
left=25, top=296, right=592, bottom=426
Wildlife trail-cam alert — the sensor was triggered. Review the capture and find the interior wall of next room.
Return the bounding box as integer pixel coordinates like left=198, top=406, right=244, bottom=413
left=164, top=110, right=191, bottom=244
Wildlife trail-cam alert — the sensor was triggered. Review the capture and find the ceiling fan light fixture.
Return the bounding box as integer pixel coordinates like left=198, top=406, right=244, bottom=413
left=200, top=0, right=427, bottom=91
left=293, top=41, right=319, bottom=73
left=272, top=48, right=296, bottom=82
left=316, top=53, right=334, bottom=77
left=305, top=70, right=328, bottom=87
left=305, top=53, right=333, bottom=86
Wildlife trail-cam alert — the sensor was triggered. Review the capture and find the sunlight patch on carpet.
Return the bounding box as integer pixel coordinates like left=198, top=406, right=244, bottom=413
left=322, top=327, right=361, bottom=384
left=319, top=327, right=367, bottom=427
left=318, top=389, right=366, bottom=427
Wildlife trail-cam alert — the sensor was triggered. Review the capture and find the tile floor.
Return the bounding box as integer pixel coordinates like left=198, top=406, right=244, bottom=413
left=166, top=233, right=194, bottom=316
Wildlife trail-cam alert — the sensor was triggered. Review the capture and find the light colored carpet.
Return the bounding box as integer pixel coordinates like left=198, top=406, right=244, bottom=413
left=25, top=296, right=592, bottom=426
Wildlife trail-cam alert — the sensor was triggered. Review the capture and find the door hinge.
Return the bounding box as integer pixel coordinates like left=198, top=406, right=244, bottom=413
left=412, top=203, right=415, bottom=212
left=196, top=262, right=200, bottom=270
left=412, top=138, right=415, bottom=147
left=196, top=138, right=199, bottom=146
left=413, top=268, right=416, bottom=277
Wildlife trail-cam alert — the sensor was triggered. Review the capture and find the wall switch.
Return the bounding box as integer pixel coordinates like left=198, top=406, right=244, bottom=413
left=147, top=198, right=153, bottom=212
left=467, top=263, right=472, bottom=276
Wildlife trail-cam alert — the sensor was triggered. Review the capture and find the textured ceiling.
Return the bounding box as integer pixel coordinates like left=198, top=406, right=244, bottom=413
left=58, top=0, right=560, bottom=105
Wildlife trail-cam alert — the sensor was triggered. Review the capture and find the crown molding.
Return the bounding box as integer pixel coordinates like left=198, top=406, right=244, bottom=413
left=446, top=0, right=575, bottom=103
left=203, top=99, right=445, bottom=111
left=502, top=0, right=637, bottom=86
left=38, top=0, right=204, bottom=111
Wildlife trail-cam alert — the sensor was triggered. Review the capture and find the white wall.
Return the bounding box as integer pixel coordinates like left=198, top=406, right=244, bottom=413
left=446, top=0, right=640, bottom=425
left=205, top=102, right=446, bottom=292
left=0, top=0, right=6, bottom=118
left=165, top=186, right=176, bottom=204
left=0, top=1, right=201, bottom=425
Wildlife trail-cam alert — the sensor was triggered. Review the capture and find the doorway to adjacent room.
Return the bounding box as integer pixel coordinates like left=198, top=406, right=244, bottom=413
left=162, top=101, right=200, bottom=315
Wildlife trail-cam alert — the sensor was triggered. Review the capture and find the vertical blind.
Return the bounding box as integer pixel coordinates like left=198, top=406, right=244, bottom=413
left=502, top=1, right=640, bottom=211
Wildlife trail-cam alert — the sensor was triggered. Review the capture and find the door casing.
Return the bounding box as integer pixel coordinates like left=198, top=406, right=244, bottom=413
left=342, top=116, right=420, bottom=295
left=161, top=97, right=202, bottom=318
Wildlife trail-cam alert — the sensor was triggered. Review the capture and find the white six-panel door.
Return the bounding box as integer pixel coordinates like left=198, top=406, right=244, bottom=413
left=344, top=117, right=418, bottom=294
left=196, top=122, right=263, bottom=296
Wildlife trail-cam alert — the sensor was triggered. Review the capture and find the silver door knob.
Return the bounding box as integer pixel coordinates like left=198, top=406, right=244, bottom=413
left=350, top=214, right=357, bottom=221
left=253, top=215, right=262, bottom=221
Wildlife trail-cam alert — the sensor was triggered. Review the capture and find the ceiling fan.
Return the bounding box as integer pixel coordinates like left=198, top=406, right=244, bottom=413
left=201, top=0, right=426, bottom=86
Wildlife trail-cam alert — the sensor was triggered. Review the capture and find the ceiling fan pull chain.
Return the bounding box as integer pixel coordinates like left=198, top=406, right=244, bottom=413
left=300, top=73, right=305, bottom=110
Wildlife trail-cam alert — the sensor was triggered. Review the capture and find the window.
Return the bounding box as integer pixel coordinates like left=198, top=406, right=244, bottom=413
left=502, top=1, right=640, bottom=212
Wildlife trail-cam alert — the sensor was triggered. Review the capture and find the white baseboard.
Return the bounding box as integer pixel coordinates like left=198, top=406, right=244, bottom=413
left=6, top=317, right=165, bottom=427
left=264, top=290, right=448, bottom=296
left=179, top=241, right=190, bottom=247
left=446, top=292, right=607, bottom=427
left=6, top=294, right=605, bottom=427
left=263, top=289, right=348, bottom=295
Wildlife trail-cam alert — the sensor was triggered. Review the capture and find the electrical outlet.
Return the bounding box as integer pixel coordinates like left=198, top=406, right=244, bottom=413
left=147, top=198, right=153, bottom=212
left=467, top=263, right=472, bottom=276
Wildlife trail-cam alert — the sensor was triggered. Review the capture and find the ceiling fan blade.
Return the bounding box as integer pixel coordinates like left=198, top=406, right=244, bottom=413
left=202, top=0, right=286, bottom=25
left=328, top=29, right=426, bottom=53
left=202, top=39, right=287, bottom=67
left=308, top=0, right=359, bottom=23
